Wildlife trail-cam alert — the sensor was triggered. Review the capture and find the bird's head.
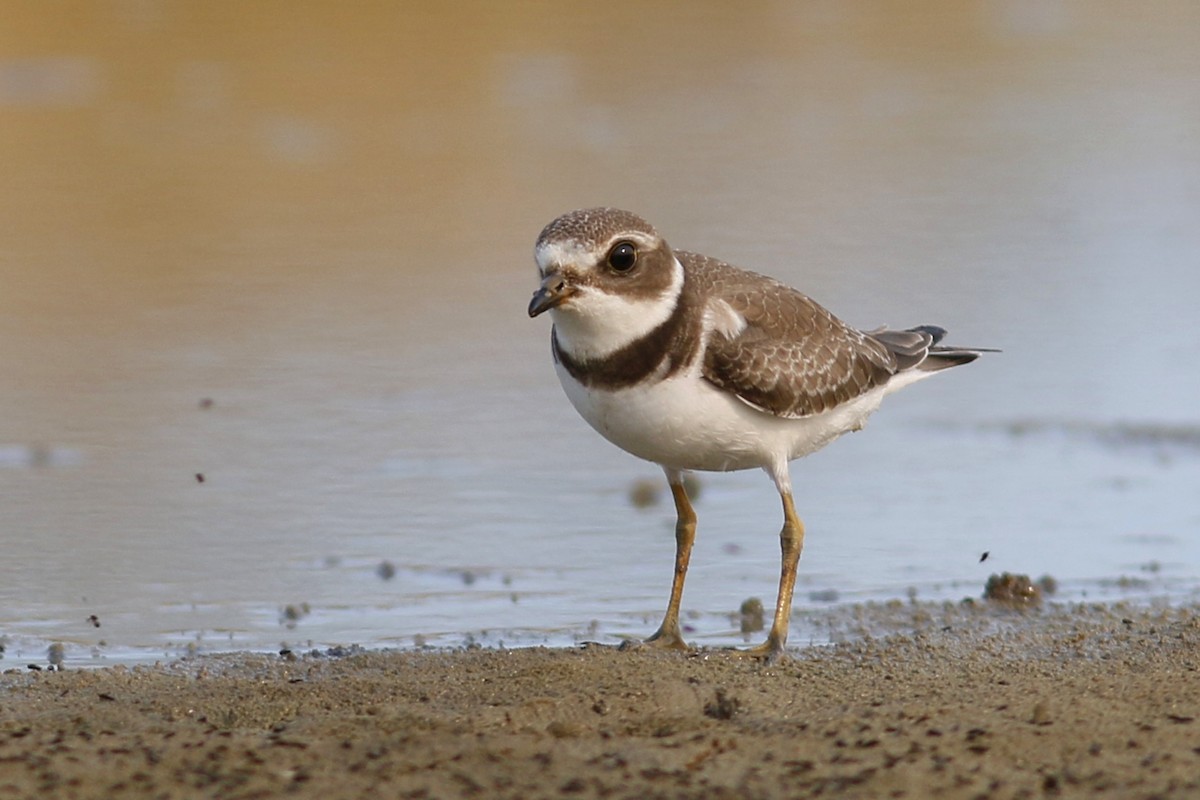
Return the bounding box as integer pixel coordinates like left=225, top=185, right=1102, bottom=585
left=528, top=208, right=683, bottom=360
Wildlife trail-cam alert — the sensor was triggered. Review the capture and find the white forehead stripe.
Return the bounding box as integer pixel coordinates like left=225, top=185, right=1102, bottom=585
left=535, top=240, right=589, bottom=273
left=535, top=230, right=662, bottom=273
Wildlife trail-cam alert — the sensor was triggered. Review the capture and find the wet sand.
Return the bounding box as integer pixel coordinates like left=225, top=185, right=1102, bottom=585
left=2, top=602, right=1198, bottom=799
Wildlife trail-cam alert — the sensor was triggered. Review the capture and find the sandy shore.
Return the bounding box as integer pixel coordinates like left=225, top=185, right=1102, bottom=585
left=2, top=601, right=1198, bottom=799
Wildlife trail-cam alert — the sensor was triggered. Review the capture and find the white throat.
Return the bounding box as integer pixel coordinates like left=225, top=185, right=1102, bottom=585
left=551, top=257, right=684, bottom=361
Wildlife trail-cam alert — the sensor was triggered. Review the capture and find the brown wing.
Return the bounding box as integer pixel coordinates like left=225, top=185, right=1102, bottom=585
left=680, top=251, right=898, bottom=419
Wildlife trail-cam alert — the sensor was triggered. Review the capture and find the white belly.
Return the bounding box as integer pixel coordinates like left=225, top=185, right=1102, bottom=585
left=556, top=361, right=887, bottom=473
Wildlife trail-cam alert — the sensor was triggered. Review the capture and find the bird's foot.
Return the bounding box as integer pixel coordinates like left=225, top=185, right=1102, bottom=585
left=624, top=624, right=689, bottom=652
left=725, top=637, right=790, bottom=664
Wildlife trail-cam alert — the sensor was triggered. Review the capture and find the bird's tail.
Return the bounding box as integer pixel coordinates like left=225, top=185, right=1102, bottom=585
left=870, top=324, right=998, bottom=372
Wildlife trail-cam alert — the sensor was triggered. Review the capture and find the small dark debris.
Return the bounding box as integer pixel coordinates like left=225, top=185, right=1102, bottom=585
left=199, top=397, right=214, bottom=409
left=1166, top=714, right=1194, bottom=724
left=47, top=643, right=64, bottom=667
left=98, top=692, right=116, bottom=702
left=270, top=738, right=309, bottom=749
left=628, top=478, right=661, bottom=509
left=979, top=551, right=989, bottom=562
left=195, top=473, right=205, bottom=483
left=87, top=614, right=101, bottom=628
left=739, top=597, right=765, bottom=634
left=376, top=560, right=396, bottom=581
left=280, top=603, right=311, bottom=627
left=547, top=720, right=583, bottom=739
left=704, top=689, right=741, bottom=720
left=27, top=664, right=42, bottom=671
left=984, top=572, right=1043, bottom=608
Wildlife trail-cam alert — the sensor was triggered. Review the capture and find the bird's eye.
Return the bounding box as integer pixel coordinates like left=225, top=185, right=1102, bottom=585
left=607, top=241, right=637, bottom=272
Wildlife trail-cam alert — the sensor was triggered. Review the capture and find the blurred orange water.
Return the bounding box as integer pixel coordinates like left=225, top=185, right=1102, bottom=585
left=2, top=2, right=1198, bottom=664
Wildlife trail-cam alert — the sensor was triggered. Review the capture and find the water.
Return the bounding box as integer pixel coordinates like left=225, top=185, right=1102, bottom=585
left=2, top=2, right=1198, bottom=666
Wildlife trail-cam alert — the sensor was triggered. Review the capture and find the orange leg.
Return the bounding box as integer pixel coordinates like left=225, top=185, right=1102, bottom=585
left=643, top=476, right=696, bottom=650
left=742, top=491, right=805, bottom=661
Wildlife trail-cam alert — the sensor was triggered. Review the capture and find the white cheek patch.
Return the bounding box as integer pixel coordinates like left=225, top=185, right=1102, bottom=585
left=553, top=288, right=676, bottom=361
left=552, top=257, right=684, bottom=361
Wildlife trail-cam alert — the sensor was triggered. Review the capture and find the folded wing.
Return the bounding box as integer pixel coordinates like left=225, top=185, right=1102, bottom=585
left=682, top=251, right=972, bottom=419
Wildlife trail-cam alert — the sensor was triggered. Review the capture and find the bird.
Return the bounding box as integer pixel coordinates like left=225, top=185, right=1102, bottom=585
left=527, top=207, right=989, bottom=659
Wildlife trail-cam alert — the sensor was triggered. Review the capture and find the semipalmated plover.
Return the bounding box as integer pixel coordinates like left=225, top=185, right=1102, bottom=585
left=528, top=208, right=989, bottom=659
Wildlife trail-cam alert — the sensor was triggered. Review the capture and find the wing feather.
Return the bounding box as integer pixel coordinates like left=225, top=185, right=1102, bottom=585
left=681, top=251, right=899, bottom=419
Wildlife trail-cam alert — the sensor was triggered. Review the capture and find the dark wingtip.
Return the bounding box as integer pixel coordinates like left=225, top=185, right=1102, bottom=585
left=925, top=350, right=982, bottom=368
left=908, top=324, right=947, bottom=345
